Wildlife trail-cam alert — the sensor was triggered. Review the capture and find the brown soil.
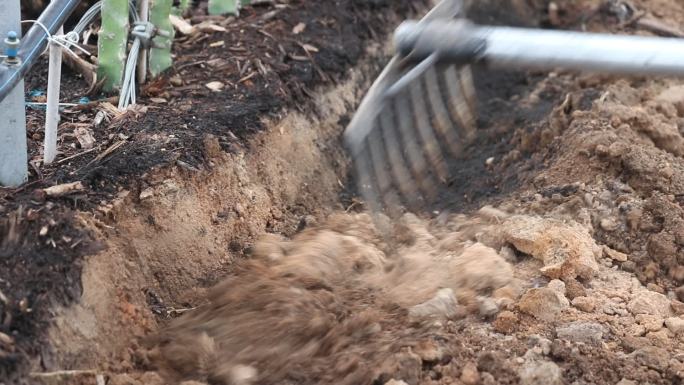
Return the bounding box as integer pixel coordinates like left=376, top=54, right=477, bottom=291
left=3, top=0, right=684, bottom=384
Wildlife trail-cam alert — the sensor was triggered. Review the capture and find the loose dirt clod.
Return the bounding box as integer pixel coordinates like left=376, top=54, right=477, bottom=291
left=518, top=361, right=563, bottom=385
left=518, top=288, right=569, bottom=322
left=503, top=216, right=600, bottom=280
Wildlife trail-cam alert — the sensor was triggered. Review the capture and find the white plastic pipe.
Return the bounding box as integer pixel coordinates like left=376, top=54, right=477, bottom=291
left=44, top=25, right=63, bottom=164
left=0, top=0, right=28, bottom=186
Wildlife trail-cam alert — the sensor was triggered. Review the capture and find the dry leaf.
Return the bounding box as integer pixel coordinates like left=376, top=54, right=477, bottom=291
left=206, top=81, right=225, bottom=92
left=150, top=97, right=168, bottom=104
left=74, top=126, right=96, bottom=149
left=292, top=22, right=306, bottom=34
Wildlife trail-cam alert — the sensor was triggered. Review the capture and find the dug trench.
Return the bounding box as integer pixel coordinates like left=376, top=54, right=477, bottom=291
left=5, top=0, right=684, bottom=385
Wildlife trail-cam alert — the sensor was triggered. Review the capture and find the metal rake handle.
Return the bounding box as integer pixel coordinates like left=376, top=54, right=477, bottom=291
left=395, top=19, right=684, bottom=76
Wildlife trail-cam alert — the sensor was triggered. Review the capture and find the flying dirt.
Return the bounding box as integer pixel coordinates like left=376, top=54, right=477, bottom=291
left=144, top=1, right=684, bottom=384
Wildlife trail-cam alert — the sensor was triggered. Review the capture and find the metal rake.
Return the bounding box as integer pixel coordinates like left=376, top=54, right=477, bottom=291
left=345, top=0, right=684, bottom=216
left=345, top=0, right=477, bottom=216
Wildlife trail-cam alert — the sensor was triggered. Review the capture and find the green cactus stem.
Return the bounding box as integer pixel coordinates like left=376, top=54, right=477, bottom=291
left=97, top=0, right=129, bottom=92
left=208, top=0, right=240, bottom=16
left=149, top=0, right=174, bottom=77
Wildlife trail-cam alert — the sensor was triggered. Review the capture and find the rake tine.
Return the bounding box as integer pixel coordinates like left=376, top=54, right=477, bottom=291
left=457, top=65, right=478, bottom=141
left=458, top=65, right=477, bottom=114
left=367, top=128, right=402, bottom=212
left=424, top=65, right=463, bottom=157
left=394, top=92, right=438, bottom=200
left=378, top=107, right=423, bottom=208
left=409, top=77, right=449, bottom=183
left=443, top=64, right=477, bottom=139
left=355, top=147, right=384, bottom=214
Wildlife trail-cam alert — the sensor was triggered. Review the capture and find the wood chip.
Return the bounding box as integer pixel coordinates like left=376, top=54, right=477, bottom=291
left=0, top=331, right=13, bottom=347
left=205, top=81, right=225, bottom=92
left=43, top=181, right=85, bottom=197
left=292, top=22, right=306, bottom=34
left=197, top=21, right=227, bottom=33
left=637, top=17, right=684, bottom=37
left=74, top=126, right=96, bottom=149
left=302, top=43, right=319, bottom=53
left=169, top=14, right=197, bottom=35
left=209, top=40, right=225, bottom=48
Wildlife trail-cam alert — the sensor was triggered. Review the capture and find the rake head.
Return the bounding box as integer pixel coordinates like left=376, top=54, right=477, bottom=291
left=344, top=0, right=478, bottom=216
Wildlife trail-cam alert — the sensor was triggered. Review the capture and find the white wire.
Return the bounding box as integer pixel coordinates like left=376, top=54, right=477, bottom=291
left=21, top=19, right=90, bottom=57
left=24, top=0, right=146, bottom=111
left=119, top=37, right=141, bottom=109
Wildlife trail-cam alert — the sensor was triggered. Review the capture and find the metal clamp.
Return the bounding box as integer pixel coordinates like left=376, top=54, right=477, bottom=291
left=131, top=21, right=171, bottom=50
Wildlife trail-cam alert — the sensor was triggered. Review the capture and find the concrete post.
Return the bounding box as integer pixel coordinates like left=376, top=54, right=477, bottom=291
left=0, top=0, right=28, bottom=187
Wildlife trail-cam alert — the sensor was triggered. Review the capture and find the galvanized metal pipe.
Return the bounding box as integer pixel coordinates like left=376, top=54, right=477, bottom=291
left=0, top=0, right=82, bottom=103
left=0, top=0, right=28, bottom=186
left=395, top=20, right=684, bottom=76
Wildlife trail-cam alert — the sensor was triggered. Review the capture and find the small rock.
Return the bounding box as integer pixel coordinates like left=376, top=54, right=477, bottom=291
left=628, top=290, right=671, bottom=317
left=556, top=322, right=605, bottom=344
left=109, top=374, right=141, bottom=385
left=616, top=379, right=637, bottom=385
left=672, top=300, right=684, bottom=315
left=621, top=336, right=651, bottom=352
left=493, top=283, right=523, bottom=302
left=230, top=365, right=257, bottom=385
left=627, top=323, right=646, bottom=337
left=676, top=286, right=684, bottom=302
left=599, top=218, right=619, bottom=231
left=139, top=187, right=154, bottom=200
left=493, top=310, right=519, bottom=334
left=630, top=346, right=669, bottom=371
left=481, top=372, right=497, bottom=385
left=518, top=288, right=569, bottom=322
left=635, top=314, right=664, bottom=332
left=564, top=279, right=586, bottom=300
left=389, top=347, right=422, bottom=385
left=646, top=283, right=665, bottom=294
left=139, top=372, right=164, bottom=385
left=646, top=329, right=670, bottom=346
left=665, top=317, right=684, bottom=334
left=547, top=279, right=566, bottom=294
left=527, top=335, right=552, bottom=355
left=460, top=362, right=480, bottom=385
left=384, top=381, right=409, bottom=385
left=519, top=361, right=563, bottom=385
left=234, top=203, right=245, bottom=217
left=414, top=340, right=443, bottom=363
left=478, top=296, right=499, bottom=318
left=409, top=288, right=460, bottom=320
left=602, top=245, right=628, bottom=262
left=571, top=296, right=596, bottom=312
